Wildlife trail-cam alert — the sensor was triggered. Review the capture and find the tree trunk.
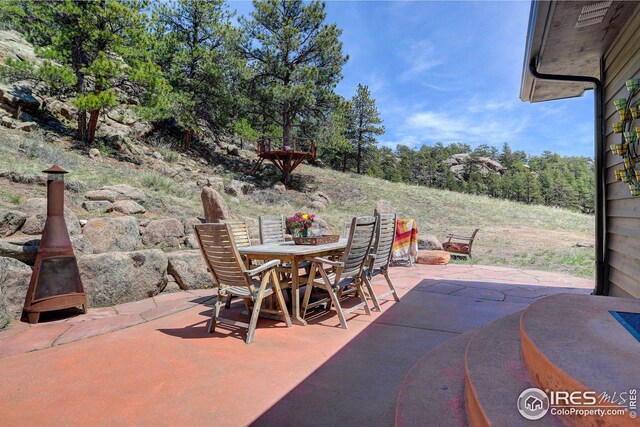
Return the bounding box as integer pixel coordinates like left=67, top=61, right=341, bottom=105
left=356, top=142, right=363, bottom=174
left=283, top=111, right=291, bottom=147
left=342, top=152, right=347, bottom=172
left=86, top=109, right=100, bottom=145
left=182, top=129, right=192, bottom=151
left=77, top=110, right=87, bottom=142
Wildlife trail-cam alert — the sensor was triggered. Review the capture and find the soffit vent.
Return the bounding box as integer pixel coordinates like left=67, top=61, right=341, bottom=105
left=575, top=1, right=612, bottom=28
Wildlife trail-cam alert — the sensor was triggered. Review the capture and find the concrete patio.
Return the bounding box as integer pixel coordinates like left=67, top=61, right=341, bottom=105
left=0, top=264, right=592, bottom=426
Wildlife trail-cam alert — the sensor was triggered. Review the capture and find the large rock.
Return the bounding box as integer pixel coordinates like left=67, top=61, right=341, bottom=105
left=0, top=209, right=27, bottom=237
left=101, top=184, right=146, bottom=204
left=0, top=30, right=40, bottom=65
left=85, top=189, right=118, bottom=202
left=418, top=235, right=443, bottom=251
left=82, top=200, right=113, bottom=213
left=70, top=235, right=94, bottom=256
left=142, top=218, right=185, bottom=248
left=0, top=235, right=40, bottom=264
left=444, top=153, right=505, bottom=180
left=0, top=257, right=32, bottom=327
left=201, top=187, right=230, bottom=223
left=19, top=198, right=81, bottom=236
left=82, top=216, right=140, bottom=253
left=78, top=249, right=168, bottom=307
left=224, top=179, right=254, bottom=197
left=0, top=82, right=40, bottom=113
left=108, top=200, right=146, bottom=215
left=167, top=250, right=211, bottom=290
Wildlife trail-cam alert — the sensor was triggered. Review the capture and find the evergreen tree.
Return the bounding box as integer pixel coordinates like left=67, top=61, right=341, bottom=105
left=4, top=0, right=153, bottom=145
left=316, top=100, right=353, bottom=171
left=152, top=0, right=239, bottom=150
left=239, top=0, right=348, bottom=153
left=350, top=83, right=384, bottom=174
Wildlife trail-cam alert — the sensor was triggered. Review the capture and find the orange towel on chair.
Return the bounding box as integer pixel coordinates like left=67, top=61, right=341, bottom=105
left=392, top=218, right=418, bottom=262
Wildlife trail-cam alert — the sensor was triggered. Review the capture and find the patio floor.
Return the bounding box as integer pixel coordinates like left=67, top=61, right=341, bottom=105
left=0, top=264, right=592, bottom=426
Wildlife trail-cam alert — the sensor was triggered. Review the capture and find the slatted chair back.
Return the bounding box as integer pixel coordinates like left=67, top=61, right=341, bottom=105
left=371, top=213, right=396, bottom=270
left=259, top=215, right=286, bottom=244
left=339, top=216, right=377, bottom=281
left=194, top=223, right=249, bottom=288
left=220, top=219, right=251, bottom=248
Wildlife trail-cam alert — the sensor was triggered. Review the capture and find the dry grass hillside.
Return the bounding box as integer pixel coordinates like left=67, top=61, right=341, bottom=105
left=0, top=128, right=595, bottom=279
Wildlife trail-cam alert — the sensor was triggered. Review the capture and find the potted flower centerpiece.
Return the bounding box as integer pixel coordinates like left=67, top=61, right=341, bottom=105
left=287, top=212, right=315, bottom=238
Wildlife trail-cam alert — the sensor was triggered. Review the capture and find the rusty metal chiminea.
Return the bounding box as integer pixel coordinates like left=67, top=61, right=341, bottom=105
left=23, top=166, right=87, bottom=324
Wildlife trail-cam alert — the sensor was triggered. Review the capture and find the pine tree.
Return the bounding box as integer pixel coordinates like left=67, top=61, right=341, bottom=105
left=10, top=0, right=152, bottom=145
left=350, top=83, right=385, bottom=174
left=240, top=0, right=348, bottom=149
left=152, top=0, right=239, bottom=150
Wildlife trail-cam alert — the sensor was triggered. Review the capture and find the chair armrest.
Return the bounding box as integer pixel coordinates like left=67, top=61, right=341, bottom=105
left=311, top=257, right=344, bottom=268
left=245, top=259, right=281, bottom=277
left=447, top=234, right=472, bottom=240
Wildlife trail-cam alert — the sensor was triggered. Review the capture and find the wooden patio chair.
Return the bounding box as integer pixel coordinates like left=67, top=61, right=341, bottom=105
left=363, top=213, right=400, bottom=311
left=301, top=216, right=376, bottom=329
left=259, top=215, right=286, bottom=244
left=442, top=228, right=480, bottom=258
left=220, top=219, right=251, bottom=248
left=194, top=223, right=291, bottom=344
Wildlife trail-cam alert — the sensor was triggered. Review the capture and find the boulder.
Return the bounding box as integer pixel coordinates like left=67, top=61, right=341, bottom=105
left=0, top=235, right=40, bottom=264
left=82, top=216, right=140, bottom=253
left=16, top=121, right=36, bottom=132
left=109, top=200, right=146, bottom=215
left=0, top=257, right=32, bottom=327
left=85, top=189, right=118, bottom=202
left=184, top=217, right=204, bottom=236
left=374, top=200, right=394, bottom=215
left=225, top=179, right=254, bottom=197
left=89, top=148, right=101, bottom=159
left=101, top=184, right=146, bottom=204
left=312, top=191, right=332, bottom=205
left=78, top=249, right=168, bottom=307
left=152, top=162, right=178, bottom=178
left=0, top=209, right=27, bottom=237
left=106, top=106, right=138, bottom=125
left=416, top=250, right=451, bottom=265
left=273, top=183, right=286, bottom=193
left=0, top=82, right=40, bottom=113
left=312, top=217, right=331, bottom=235
left=166, top=250, right=211, bottom=290
left=201, top=187, right=230, bottom=223
left=310, top=200, right=326, bottom=211
left=19, top=198, right=81, bottom=236
left=418, top=235, right=443, bottom=251
left=46, top=98, right=76, bottom=120
left=0, top=30, right=40, bottom=65
left=82, top=200, right=113, bottom=213
left=141, top=218, right=185, bottom=248
left=70, top=235, right=94, bottom=256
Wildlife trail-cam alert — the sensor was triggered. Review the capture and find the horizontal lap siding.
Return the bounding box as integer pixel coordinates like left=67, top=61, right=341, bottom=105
left=604, top=3, right=640, bottom=298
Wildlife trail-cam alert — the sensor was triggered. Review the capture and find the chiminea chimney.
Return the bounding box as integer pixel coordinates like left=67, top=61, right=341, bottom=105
left=23, top=166, right=87, bottom=324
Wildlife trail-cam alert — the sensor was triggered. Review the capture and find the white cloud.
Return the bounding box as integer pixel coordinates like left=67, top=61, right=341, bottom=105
left=398, top=109, right=528, bottom=146
left=399, top=40, right=443, bottom=81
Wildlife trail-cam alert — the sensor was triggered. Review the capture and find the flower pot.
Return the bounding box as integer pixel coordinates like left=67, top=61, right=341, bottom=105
left=615, top=98, right=628, bottom=112
left=626, top=79, right=640, bottom=93
left=613, top=122, right=625, bottom=133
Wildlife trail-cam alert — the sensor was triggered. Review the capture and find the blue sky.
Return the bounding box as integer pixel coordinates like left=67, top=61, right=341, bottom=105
left=231, top=1, right=594, bottom=157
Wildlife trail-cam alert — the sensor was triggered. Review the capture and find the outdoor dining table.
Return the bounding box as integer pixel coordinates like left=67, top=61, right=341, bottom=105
left=238, top=238, right=348, bottom=326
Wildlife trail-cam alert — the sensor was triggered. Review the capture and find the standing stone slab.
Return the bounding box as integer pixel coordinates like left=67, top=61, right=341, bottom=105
left=82, top=216, right=140, bottom=253
left=78, top=249, right=168, bottom=307
left=201, top=187, right=229, bottom=223
left=142, top=218, right=185, bottom=248
left=19, top=198, right=81, bottom=236
left=167, top=250, right=211, bottom=289
left=0, top=257, right=32, bottom=327
left=0, top=209, right=27, bottom=237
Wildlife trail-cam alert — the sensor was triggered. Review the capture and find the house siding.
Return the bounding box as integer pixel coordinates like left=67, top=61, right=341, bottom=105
left=603, top=3, right=640, bottom=298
